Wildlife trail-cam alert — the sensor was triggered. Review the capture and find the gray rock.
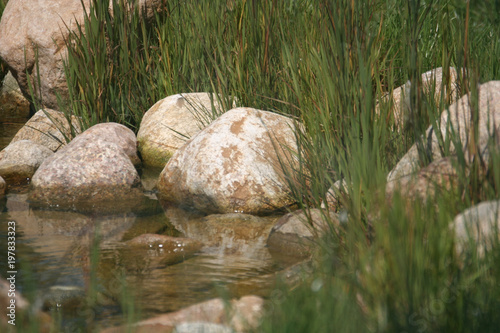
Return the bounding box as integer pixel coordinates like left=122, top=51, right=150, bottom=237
left=267, top=209, right=339, bottom=258
left=10, top=109, right=81, bottom=152
left=388, top=80, right=500, bottom=182
left=174, top=322, right=234, bottom=333
left=453, top=200, right=500, bottom=256
left=0, top=140, right=53, bottom=184
left=138, top=93, right=231, bottom=167
left=158, top=107, right=300, bottom=215
left=29, top=132, right=143, bottom=209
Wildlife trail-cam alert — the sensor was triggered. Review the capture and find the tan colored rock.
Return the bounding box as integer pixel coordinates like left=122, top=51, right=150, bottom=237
left=101, top=295, right=264, bottom=333
left=158, top=107, right=299, bottom=215
left=0, top=0, right=92, bottom=109
left=267, top=209, right=339, bottom=258
left=0, top=140, right=54, bottom=184
left=388, top=80, right=500, bottom=182
left=29, top=135, right=143, bottom=210
left=386, top=156, right=459, bottom=202
left=378, top=67, right=459, bottom=130
left=10, top=109, right=81, bottom=152
left=71, top=122, right=140, bottom=166
left=453, top=200, right=500, bottom=256
left=0, top=0, right=165, bottom=109
left=0, top=71, right=30, bottom=123
left=138, top=93, right=230, bottom=167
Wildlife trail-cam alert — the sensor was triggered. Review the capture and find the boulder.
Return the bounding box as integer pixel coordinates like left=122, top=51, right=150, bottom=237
left=452, top=200, right=500, bottom=256
left=0, top=175, right=5, bottom=196
left=101, top=295, right=264, bottom=333
left=0, top=140, right=53, bottom=184
left=386, top=156, right=459, bottom=203
left=388, top=80, right=500, bottom=182
left=0, top=0, right=92, bottom=109
left=267, top=209, right=339, bottom=258
left=0, top=0, right=165, bottom=109
left=158, top=107, right=299, bottom=215
left=378, top=67, right=459, bottom=130
left=137, top=93, right=230, bottom=167
left=10, top=109, right=81, bottom=152
left=0, top=71, right=30, bottom=123
left=29, top=130, right=143, bottom=209
left=70, top=122, right=140, bottom=166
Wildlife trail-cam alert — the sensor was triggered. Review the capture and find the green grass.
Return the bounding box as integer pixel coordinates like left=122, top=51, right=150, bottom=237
left=14, top=0, right=500, bottom=331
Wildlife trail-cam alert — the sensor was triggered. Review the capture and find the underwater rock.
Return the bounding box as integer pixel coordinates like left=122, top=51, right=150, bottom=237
left=158, top=107, right=300, bottom=215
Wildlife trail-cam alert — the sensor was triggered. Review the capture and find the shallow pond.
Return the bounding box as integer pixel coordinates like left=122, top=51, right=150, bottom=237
left=0, top=124, right=298, bottom=331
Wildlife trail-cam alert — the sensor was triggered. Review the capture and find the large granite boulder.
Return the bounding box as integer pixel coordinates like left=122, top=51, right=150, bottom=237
left=137, top=93, right=230, bottom=167
left=158, top=107, right=299, bottom=215
left=29, top=123, right=143, bottom=209
left=377, top=67, right=460, bottom=131
left=388, top=80, right=500, bottom=183
left=0, top=0, right=91, bottom=109
left=0, top=140, right=53, bottom=184
left=10, top=109, right=81, bottom=152
left=0, top=0, right=165, bottom=109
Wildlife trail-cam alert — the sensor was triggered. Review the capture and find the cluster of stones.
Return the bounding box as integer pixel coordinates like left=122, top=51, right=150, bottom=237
left=1, top=0, right=500, bottom=331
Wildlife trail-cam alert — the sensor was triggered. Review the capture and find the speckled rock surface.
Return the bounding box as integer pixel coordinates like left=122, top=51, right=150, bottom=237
left=377, top=67, right=459, bottom=130
left=0, top=140, right=53, bottom=184
left=388, top=80, right=500, bottom=182
left=386, top=156, right=459, bottom=202
left=137, top=93, right=231, bottom=167
left=452, top=200, right=500, bottom=256
left=101, top=295, right=264, bottom=333
left=267, top=209, right=339, bottom=258
left=29, top=136, right=143, bottom=209
left=157, top=107, right=299, bottom=215
left=72, top=122, right=140, bottom=166
left=10, top=109, right=81, bottom=152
